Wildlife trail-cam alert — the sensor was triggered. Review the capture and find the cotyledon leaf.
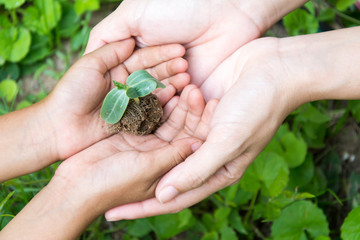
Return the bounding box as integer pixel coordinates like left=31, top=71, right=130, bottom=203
left=127, top=70, right=165, bottom=88
left=100, top=88, right=129, bottom=124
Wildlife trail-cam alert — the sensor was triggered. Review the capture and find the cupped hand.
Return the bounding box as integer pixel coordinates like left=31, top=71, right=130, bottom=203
left=104, top=37, right=306, bottom=220
left=52, top=85, right=218, bottom=216
left=44, top=39, right=189, bottom=162
left=85, top=0, right=265, bottom=99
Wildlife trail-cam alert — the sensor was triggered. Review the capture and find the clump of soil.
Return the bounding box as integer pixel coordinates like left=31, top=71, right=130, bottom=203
left=110, top=93, right=163, bottom=135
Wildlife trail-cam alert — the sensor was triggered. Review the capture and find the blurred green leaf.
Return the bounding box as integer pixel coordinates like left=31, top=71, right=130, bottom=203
left=336, top=0, right=357, bottom=11
left=288, top=154, right=314, bottom=189
left=74, top=0, right=100, bottom=15
left=0, top=0, right=26, bottom=9
left=220, top=225, right=237, bottom=240
left=150, top=209, right=195, bottom=239
left=0, top=27, right=31, bottom=62
left=58, top=2, right=81, bottom=37
left=271, top=200, right=329, bottom=239
left=241, top=152, right=289, bottom=197
left=71, top=25, right=91, bottom=52
left=0, top=79, right=18, bottom=102
left=127, top=219, right=152, bottom=238
left=16, top=100, right=32, bottom=110
left=201, top=232, right=218, bottom=240
left=22, top=33, right=52, bottom=64
left=281, top=132, right=307, bottom=168
left=341, top=206, right=360, bottom=240
left=283, top=7, right=319, bottom=36
left=0, top=62, right=20, bottom=81
left=348, top=100, right=360, bottom=122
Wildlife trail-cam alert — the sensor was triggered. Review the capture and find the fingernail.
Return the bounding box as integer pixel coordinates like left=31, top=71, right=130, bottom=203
left=105, top=212, right=121, bottom=222
left=191, top=141, right=202, bottom=152
left=158, top=186, right=179, bottom=204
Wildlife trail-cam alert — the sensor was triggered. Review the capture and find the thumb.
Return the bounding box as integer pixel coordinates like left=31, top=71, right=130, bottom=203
left=155, top=139, right=233, bottom=204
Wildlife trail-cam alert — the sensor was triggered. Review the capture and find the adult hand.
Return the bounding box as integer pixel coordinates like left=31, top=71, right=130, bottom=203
left=86, top=0, right=308, bottom=100
left=104, top=26, right=360, bottom=219
left=0, top=85, right=218, bottom=239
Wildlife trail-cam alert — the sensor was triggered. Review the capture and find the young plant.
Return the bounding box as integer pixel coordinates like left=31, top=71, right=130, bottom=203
left=100, top=70, right=165, bottom=124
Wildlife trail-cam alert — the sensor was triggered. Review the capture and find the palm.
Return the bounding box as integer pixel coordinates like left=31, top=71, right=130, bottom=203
left=87, top=0, right=261, bottom=99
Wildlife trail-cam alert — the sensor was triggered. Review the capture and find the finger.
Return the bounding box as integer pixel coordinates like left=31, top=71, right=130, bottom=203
left=123, top=44, right=186, bottom=73
left=139, top=137, right=201, bottom=182
left=85, top=6, right=132, bottom=54
left=183, top=88, right=205, bottom=135
left=161, top=96, right=179, bottom=121
left=104, top=159, right=246, bottom=221
left=194, top=99, right=219, bottom=140
left=155, top=132, right=238, bottom=203
left=146, top=58, right=188, bottom=81
left=157, top=73, right=190, bottom=93
left=77, top=39, right=135, bottom=75
left=155, top=85, right=197, bottom=142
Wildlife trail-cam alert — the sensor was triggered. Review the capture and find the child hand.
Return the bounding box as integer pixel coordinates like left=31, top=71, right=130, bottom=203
left=44, top=39, right=189, bottom=163
left=0, top=85, right=218, bottom=240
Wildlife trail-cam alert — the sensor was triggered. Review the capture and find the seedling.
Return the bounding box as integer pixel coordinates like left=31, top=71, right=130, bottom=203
left=100, top=70, right=165, bottom=124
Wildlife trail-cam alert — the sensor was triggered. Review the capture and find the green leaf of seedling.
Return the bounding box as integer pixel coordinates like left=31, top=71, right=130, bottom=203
left=271, top=200, right=330, bottom=240
left=0, top=27, right=31, bottom=62
left=113, top=80, right=127, bottom=90
left=100, top=88, right=129, bottom=124
left=126, top=81, right=157, bottom=99
left=341, top=206, right=360, bottom=240
left=0, top=79, right=18, bottom=102
left=126, top=70, right=165, bottom=98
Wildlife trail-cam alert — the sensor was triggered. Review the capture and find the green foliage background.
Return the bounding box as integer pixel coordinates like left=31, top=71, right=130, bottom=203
left=1, top=0, right=360, bottom=239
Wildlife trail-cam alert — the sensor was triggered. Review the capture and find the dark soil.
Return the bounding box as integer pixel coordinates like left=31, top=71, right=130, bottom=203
left=110, top=93, right=163, bottom=135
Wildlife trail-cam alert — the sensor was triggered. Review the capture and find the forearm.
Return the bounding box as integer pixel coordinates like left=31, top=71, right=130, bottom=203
left=0, top=178, right=99, bottom=240
left=278, top=26, right=360, bottom=104
left=0, top=101, right=59, bottom=182
left=240, top=0, right=309, bottom=33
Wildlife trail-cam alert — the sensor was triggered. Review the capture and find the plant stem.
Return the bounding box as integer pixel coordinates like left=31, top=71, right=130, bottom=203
left=134, top=98, right=140, bottom=104
left=244, top=190, right=259, bottom=225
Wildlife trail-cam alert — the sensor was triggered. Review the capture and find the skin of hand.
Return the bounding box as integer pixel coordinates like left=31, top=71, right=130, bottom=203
left=104, top=26, right=360, bottom=220
left=0, top=85, right=219, bottom=240
left=0, top=39, right=190, bottom=182
left=85, top=0, right=308, bottom=100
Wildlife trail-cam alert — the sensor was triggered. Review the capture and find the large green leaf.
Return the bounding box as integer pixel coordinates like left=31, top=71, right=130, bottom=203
left=74, top=0, right=100, bottom=15
left=241, top=152, right=289, bottom=197
left=0, top=27, right=31, bottom=62
left=336, top=0, right=357, bottom=11
left=24, top=0, right=62, bottom=35
left=0, top=79, right=18, bottom=102
left=100, top=88, right=129, bottom=124
left=341, top=206, right=360, bottom=240
left=288, top=154, right=314, bottom=189
left=283, top=5, right=319, bottom=36
left=149, top=209, right=195, bottom=239
left=0, top=0, right=26, bottom=9
left=281, top=132, right=307, bottom=168
left=35, top=0, right=62, bottom=34
left=271, top=200, right=329, bottom=240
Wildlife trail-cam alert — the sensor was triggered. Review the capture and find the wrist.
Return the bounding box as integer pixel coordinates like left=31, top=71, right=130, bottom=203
left=0, top=101, right=59, bottom=182
left=0, top=177, right=99, bottom=239
left=239, top=0, right=309, bottom=33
